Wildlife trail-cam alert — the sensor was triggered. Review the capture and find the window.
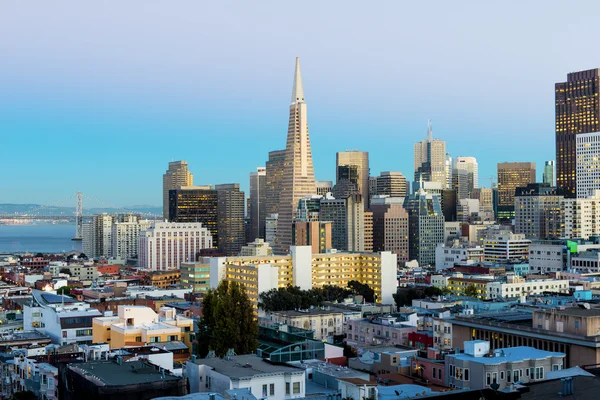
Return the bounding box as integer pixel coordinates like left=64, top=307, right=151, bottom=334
left=135, top=336, right=142, bottom=342
left=535, top=367, right=544, bottom=380
left=149, top=337, right=160, bottom=343
left=262, top=384, right=268, bottom=397
left=76, top=329, right=92, bottom=337
left=575, top=320, right=580, bottom=329
left=500, top=371, right=505, bottom=381
left=286, top=383, right=290, bottom=395
left=293, top=382, right=300, bottom=394
left=486, top=372, right=491, bottom=385
left=507, top=370, right=512, bottom=383
left=270, top=383, right=275, bottom=396
left=492, top=372, right=497, bottom=384
left=529, top=367, right=535, bottom=379
left=464, top=368, right=469, bottom=381
left=450, top=365, right=455, bottom=377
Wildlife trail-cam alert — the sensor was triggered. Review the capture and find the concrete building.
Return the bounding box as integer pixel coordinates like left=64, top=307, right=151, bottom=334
left=266, top=214, right=278, bottom=245
left=452, top=169, right=472, bottom=201
left=404, top=188, right=444, bottom=266
left=240, top=238, right=274, bottom=257
left=266, top=149, right=286, bottom=218
left=320, top=194, right=366, bottom=252
left=544, top=160, right=555, bottom=186
left=91, top=213, right=114, bottom=258
left=163, top=160, right=194, bottom=219
left=111, top=215, right=152, bottom=261
left=186, top=354, right=306, bottom=399
left=556, top=68, right=600, bottom=198
left=345, top=315, right=417, bottom=349
left=275, top=58, right=317, bottom=254
left=414, top=121, right=447, bottom=188
left=435, top=244, right=484, bottom=271
left=445, top=340, right=565, bottom=390
left=23, top=290, right=102, bottom=345
left=371, top=202, right=409, bottom=263
left=454, top=156, right=479, bottom=191
left=364, top=211, right=373, bottom=253
left=92, top=305, right=194, bottom=350
left=561, top=190, right=600, bottom=239
left=514, top=184, right=563, bottom=240
left=168, top=186, right=218, bottom=247
left=497, top=162, right=536, bottom=222
left=315, top=180, right=332, bottom=196
left=207, top=246, right=397, bottom=308
left=471, top=188, right=494, bottom=215
left=266, top=308, right=349, bottom=342
left=376, top=171, right=408, bottom=198
left=483, top=231, right=531, bottom=263
left=571, top=250, right=600, bottom=273
left=297, top=195, right=322, bottom=222
left=216, top=183, right=245, bottom=256
left=528, top=241, right=565, bottom=274
left=574, top=132, right=600, bottom=198
left=138, top=221, right=213, bottom=270
left=457, top=198, right=481, bottom=222
left=249, top=167, right=267, bottom=242
left=337, top=150, right=369, bottom=210
left=486, top=276, right=569, bottom=299
left=180, top=260, right=211, bottom=293
left=292, top=221, right=332, bottom=254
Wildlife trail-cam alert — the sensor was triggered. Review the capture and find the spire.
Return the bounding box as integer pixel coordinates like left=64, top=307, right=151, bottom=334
left=427, top=120, right=433, bottom=141
left=291, top=57, right=305, bottom=104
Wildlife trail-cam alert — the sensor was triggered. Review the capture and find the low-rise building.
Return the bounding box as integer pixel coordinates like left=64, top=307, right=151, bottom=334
left=435, top=244, right=484, bottom=271
left=445, top=340, right=565, bottom=390
left=92, top=305, right=194, bottom=350
left=265, top=308, right=357, bottom=342
left=180, top=261, right=211, bottom=294
left=483, top=232, right=531, bottom=263
left=186, top=354, right=306, bottom=399
left=240, top=238, right=274, bottom=257
left=344, top=316, right=417, bottom=349
left=486, top=277, right=569, bottom=300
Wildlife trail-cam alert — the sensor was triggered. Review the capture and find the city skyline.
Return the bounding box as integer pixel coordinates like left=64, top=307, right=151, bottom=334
left=2, top=2, right=600, bottom=206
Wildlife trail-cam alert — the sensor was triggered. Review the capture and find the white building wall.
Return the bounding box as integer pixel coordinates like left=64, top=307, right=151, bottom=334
left=576, top=132, right=600, bottom=198
left=291, top=246, right=313, bottom=290
left=380, top=251, right=398, bottom=304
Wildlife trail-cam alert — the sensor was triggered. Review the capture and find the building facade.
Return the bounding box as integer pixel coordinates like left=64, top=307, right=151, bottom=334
left=216, top=183, right=245, bottom=256
left=497, top=162, right=536, bottom=222
left=336, top=151, right=369, bottom=209
left=376, top=171, right=408, bottom=198
left=249, top=167, right=267, bottom=242
left=404, top=189, right=445, bottom=266
left=414, top=121, right=447, bottom=188
left=111, top=215, right=152, bottom=261
left=292, top=221, right=332, bottom=254
left=168, top=186, right=218, bottom=247
left=371, top=202, right=409, bottom=263
left=163, top=161, right=194, bottom=219
left=514, top=183, right=563, bottom=240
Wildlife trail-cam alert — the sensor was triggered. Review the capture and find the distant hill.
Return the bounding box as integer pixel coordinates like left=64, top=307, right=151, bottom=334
left=0, top=203, right=162, bottom=216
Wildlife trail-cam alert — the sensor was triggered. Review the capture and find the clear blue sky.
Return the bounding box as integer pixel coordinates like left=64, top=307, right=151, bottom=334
left=1, top=1, right=599, bottom=207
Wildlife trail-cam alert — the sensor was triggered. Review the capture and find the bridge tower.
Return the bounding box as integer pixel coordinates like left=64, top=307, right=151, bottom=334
left=72, top=192, right=83, bottom=241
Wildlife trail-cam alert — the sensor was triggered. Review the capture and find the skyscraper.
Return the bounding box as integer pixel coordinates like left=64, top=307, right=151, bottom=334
left=162, top=161, right=194, bottom=219
left=376, top=172, right=408, bottom=198
left=403, top=188, right=444, bottom=266
left=315, top=181, right=333, bottom=196
left=319, top=194, right=365, bottom=252
left=454, top=156, right=478, bottom=195
left=414, top=121, right=447, bottom=188
left=248, top=167, right=267, bottom=242
left=556, top=69, right=600, bottom=198
left=514, top=183, right=563, bottom=240
left=336, top=151, right=369, bottom=209
left=371, top=201, right=409, bottom=263
left=265, top=149, right=286, bottom=217
left=445, top=153, right=453, bottom=189
left=497, top=162, right=536, bottom=222
left=275, top=58, right=317, bottom=254
left=543, top=160, right=555, bottom=186
left=168, top=186, right=218, bottom=248
left=216, top=184, right=245, bottom=256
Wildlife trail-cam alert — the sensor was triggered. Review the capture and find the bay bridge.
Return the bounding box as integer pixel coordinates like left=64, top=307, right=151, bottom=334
left=0, top=192, right=162, bottom=240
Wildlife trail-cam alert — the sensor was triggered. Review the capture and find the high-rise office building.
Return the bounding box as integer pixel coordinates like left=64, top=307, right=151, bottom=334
left=376, top=172, right=408, bottom=198
left=319, top=194, right=365, bottom=252
left=162, top=161, right=194, bottom=219
left=403, top=188, right=444, bottom=266
left=561, top=190, right=600, bottom=239
left=471, top=188, right=494, bottom=215
left=514, top=184, right=563, bottom=240
left=265, top=149, right=286, bottom=216
left=138, top=222, right=213, bottom=270
left=445, top=153, right=453, bottom=189
left=454, top=156, right=478, bottom=194
left=364, top=211, right=373, bottom=253
left=248, top=167, right=267, bottom=242
left=556, top=69, right=600, bottom=198
left=92, top=213, right=114, bottom=258
left=336, top=151, right=369, bottom=209
left=371, top=202, right=409, bottom=263
left=168, top=186, right=218, bottom=248
left=452, top=169, right=471, bottom=200
left=414, top=121, right=447, bottom=188
left=543, top=160, right=555, bottom=186
left=369, top=177, right=378, bottom=198
left=292, top=221, right=332, bottom=254
left=316, top=181, right=332, bottom=196
left=111, top=215, right=152, bottom=261
left=497, top=162, right=536, bottom=222
left=297, top=195, right=322, bottom=222
left=441, top=189, right=457, bottom=222
left=576, top=134, right=600, bottom=198
left=216, top=184, right=245, bottom=256
left=275, top=58, right=317, bottom=254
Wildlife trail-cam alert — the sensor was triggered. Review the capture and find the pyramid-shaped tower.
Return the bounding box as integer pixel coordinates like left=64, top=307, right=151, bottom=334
left=274, top=58, right=317, bottom=254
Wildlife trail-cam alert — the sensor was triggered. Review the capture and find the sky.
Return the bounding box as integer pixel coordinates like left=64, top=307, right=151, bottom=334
left=1, top=1, right=600, bottom=207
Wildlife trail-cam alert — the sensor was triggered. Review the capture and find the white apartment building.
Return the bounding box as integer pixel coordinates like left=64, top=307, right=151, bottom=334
left=138, top=221, right=213, bottom=270
left=486, top=276, right=569, bottom=300
left=435, top=244, right=484, bottom=271
left=82, top=213, right=114, bottom=258
left=483, top=232, right=531, bottom=262
left=265, top=309, right=349, bottom=342
left=576, top=132, right=600, bottom=198
left=111, top=216, right=152, bottom=261
left=240, top=238, right=273, bottom=256
left=561, top=191, right=600, bottom=239
left=454, top=156, right=479, bottom=188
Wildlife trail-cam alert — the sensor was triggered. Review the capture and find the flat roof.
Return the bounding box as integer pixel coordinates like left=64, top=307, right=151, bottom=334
left=450, top=346, right=565, bottom=365
left=195, top=354, right=303, bottom=379
left=69, top=360, right=181, bottom=386
left=538, top=307, right=600, bottom=317
left=271, top=308, right=344, bottom=317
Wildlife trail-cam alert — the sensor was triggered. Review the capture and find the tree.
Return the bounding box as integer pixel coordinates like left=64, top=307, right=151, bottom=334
left=199, top=281, right=258, bottom=357
left=57, top=286, right=73, bottom=296
left=11, top=391, right=36, bottom=400
left=347, top=280, right=375, bottom=303
left=464, top=284, right=479, bottom=298
left=59, top=268, right=72, bottom=276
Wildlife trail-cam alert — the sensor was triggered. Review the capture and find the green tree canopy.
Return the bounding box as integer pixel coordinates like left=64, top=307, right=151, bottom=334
left=464, top=284, right=479, bottom=298
left=199, top=281, right=258, bottom=357
left=393, top=286, right=449, bottom=308
left=258, top=284, right=371, bottom=312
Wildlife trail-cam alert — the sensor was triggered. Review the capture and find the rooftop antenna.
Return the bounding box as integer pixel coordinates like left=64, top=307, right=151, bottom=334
left=427, top=120, right=433, bottom=141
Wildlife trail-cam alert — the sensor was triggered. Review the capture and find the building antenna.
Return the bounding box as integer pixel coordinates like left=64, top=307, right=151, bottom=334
left=427, top=120, right=433, bottom=141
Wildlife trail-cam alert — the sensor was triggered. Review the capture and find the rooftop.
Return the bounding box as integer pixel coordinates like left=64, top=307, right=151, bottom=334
left=450, top=346, right=565, bottom=365
left=539, top=307, right=600, bottom=317
left=337, top=377, right=376, bottom=386
left=270, top=308, right=345, bottom=317
left=194, top=354, right=303, bottom=379
left=68, top=360, right=181, bottom=386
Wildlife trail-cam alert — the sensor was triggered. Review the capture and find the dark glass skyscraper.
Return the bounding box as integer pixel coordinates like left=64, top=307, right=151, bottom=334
left=556, top=69, right=600, bottom=198
left=169, top=188, right=218, bottom=248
